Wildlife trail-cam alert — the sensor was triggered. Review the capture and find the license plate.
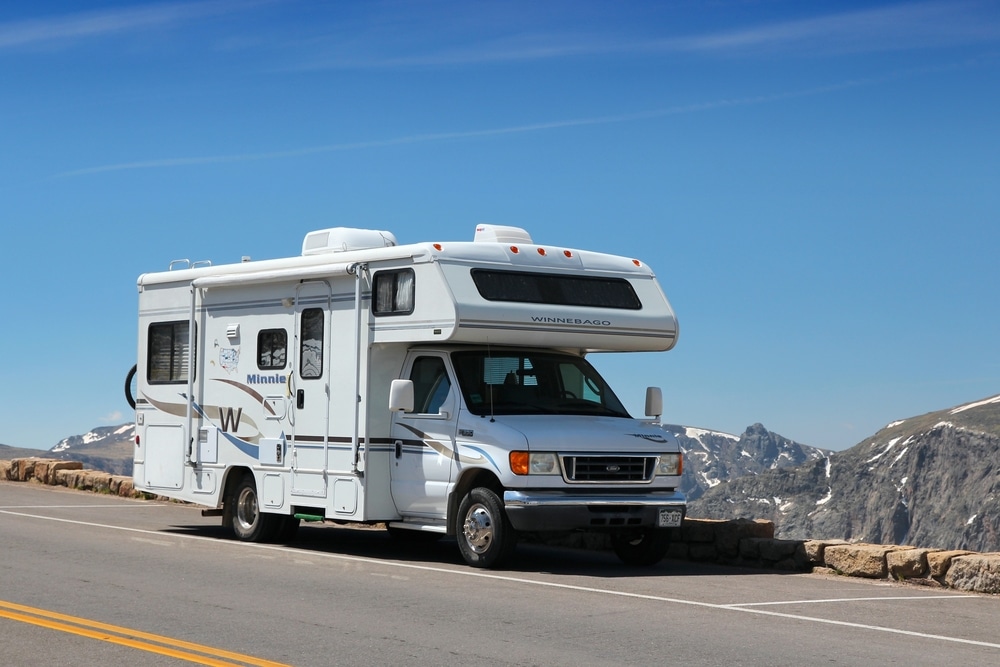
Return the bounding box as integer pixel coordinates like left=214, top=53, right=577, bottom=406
left=657, top=508, right=683, bottom=528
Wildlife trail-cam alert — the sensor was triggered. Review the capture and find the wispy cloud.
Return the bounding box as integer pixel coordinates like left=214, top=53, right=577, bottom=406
left=101, top=411, right=124, bottom=423
left=289, top=0, right=1000, bottom=70
left=666, top=1, right=1000, bottom=57
left=55, top=74, right=892, bottom=178
left=0, top=0, right=272, bottom=50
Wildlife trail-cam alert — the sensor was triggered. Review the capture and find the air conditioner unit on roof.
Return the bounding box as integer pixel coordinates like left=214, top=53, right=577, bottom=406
left=474, top=224, right=533, bottom=244
left=302, top=228, right=398, bottom=255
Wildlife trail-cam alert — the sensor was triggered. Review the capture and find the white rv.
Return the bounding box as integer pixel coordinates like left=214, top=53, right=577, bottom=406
left=126, top=224, right=685, bottom=568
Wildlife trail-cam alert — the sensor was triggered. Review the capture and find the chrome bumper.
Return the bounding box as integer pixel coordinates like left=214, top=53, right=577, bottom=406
left=503, top=489, right=686, bottom=532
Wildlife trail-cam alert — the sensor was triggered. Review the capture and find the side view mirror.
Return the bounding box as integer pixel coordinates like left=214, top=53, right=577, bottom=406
left=389, top=379, right=415, bottom=413
left=645, top=386, right=663, bottom=421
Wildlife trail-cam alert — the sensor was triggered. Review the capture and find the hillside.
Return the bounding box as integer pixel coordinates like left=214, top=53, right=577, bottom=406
left=47, top=424, right=136, bottom=476
left=692, top=395, right=1000, bottom=552
left=0, top=443, right=48, bottom=460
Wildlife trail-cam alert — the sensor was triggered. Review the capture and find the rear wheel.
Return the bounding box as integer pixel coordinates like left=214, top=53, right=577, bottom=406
left=228, top=474, right=279, bottom=542
left=455, top=487, right=517, bottom=568
left=611, top=529, right=670, bottom=566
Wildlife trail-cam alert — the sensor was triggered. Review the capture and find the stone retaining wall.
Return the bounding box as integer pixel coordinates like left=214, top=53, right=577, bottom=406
left=4, top=457, right=998, bottom=594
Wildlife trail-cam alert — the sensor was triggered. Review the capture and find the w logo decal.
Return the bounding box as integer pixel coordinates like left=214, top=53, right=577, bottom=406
left=218, top=406, right=243, bottom=432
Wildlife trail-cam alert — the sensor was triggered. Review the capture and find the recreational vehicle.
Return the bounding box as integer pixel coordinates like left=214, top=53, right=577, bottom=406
left=126, top=224, right=685, bottom=568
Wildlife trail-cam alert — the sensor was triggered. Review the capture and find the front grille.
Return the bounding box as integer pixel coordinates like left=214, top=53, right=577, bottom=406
left=561, top=455, right=656, bottom=483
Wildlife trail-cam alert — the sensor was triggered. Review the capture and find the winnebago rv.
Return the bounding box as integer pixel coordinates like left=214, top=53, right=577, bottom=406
left=126, top=224, right=685, bottom=568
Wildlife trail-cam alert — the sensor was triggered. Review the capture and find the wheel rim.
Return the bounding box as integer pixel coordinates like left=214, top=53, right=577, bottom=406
left=461, top=503, right=494, bottom=554
left=236, top=486, right=259, bottom=532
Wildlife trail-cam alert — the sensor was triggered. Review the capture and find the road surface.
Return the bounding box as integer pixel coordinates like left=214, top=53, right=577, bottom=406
left=2, top=481, right=998, bottom=666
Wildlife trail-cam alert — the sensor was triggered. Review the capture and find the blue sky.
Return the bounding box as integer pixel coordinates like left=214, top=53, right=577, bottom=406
left=2, top=0, right=998, bottom=452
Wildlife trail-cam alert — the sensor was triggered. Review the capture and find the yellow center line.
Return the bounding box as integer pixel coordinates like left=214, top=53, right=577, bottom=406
left=0, top=600, right=292, bottom=667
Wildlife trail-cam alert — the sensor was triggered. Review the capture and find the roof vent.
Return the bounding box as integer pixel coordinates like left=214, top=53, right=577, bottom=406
left=474, top=224, right=533, bottom=244
left=302, top=228, right=398, bottom=256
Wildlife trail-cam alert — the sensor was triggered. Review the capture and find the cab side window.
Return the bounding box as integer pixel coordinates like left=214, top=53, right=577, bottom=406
left=410, top=357, right=451, bottom=414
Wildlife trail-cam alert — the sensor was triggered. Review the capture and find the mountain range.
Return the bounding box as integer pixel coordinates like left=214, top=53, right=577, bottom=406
left=4, top=394, right=999, bottom=552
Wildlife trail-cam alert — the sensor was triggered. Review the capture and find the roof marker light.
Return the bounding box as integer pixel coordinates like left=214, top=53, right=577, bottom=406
left=510, top=246, right=520, bottom=254
left=633, top=259, right=642, bottom=267
left=537, top=248, right=547, bottom=256
left=433, top=243, right=442, bottom=251
left=563, top=250, right=573, bottom=258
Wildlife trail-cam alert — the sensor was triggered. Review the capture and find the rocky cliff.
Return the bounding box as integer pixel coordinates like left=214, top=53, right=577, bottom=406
left=692, top=395, right=1000, bottom=552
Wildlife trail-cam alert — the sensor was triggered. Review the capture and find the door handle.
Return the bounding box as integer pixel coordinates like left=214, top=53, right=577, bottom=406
left=297, top=389, right=305, bottom=409
left=395, top=440, right=402, bottom=459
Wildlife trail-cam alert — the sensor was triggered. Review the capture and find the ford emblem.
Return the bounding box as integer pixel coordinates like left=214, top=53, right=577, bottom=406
left=606, top=464, right=621, bottom=472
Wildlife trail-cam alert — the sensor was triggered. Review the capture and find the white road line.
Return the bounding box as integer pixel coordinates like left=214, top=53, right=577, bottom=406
left=729, top=595, right=978, bottom=607
left=4, top=508, right=998, bottom=651
left=0, top=505, right=170, bottom=509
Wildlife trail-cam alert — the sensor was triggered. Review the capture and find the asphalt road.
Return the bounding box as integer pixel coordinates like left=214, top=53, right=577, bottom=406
left=2, top=481, right=998, bottom=667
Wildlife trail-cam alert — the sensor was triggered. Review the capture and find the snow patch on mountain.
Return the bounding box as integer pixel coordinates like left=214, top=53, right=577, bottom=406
left=950, top=394, right=1000, bottom=415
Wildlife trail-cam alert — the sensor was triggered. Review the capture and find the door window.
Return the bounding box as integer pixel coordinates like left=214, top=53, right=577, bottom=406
left=300, top=308, right=324, bottom=379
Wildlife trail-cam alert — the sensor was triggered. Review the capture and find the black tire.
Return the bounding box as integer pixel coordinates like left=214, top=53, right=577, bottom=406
left=455, top=487, right=517, bottom=568
left=124, top=364, right=138, bottom=410
left=228, top=474, right=279, bottom=542
left=611, top=529, right=670, bottom=566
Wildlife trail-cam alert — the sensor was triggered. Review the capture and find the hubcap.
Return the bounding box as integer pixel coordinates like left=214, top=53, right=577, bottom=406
left=462, top=503, right=494, bottom=554
left=236, top=487, right=258, bottom=531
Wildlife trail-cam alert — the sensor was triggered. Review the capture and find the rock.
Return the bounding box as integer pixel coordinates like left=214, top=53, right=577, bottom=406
left=680, top=518, right=718, bottom=543
left=804, top=539, right=849, bottom=565
left=689, top=543, right=718, bottom=561
left=945, top=554, right=1000, bottom=594
left=739, top=537, right=808, bottom=570
left=34, top=460, right=84, bottom=485
left=927, top=550, right=975, bottom=578
left=886, top=548, right=932, bottom=579
left=11, top=458, right=36, bottom=481
left=666, top=541, right=689, bottom=560
left=824, top=544, right=905, bottom=578
left=715, top=518, right=774, bottom=558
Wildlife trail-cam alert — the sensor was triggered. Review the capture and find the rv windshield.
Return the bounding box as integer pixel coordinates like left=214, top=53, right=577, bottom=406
left=451, top=350, right=631, bottom=418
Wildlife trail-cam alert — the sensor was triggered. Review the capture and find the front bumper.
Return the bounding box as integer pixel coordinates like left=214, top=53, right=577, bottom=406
left=503, top=489, right=686, bottom=532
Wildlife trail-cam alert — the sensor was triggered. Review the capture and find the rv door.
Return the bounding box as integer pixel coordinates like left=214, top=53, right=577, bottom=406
left=390, top=353, right=459, bottom=518
left=289, top=281, right=333, bottom=499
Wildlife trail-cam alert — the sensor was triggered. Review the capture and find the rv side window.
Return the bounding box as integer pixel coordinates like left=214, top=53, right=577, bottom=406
left=300, top=308, right=324, bottom=379
left=373, top=269, right=415, bottom=315
left=471, top=269, right=642, bottom=310
left=258, top=329, right=287, bottom=370
left=148, top=321, right=196, bottom=384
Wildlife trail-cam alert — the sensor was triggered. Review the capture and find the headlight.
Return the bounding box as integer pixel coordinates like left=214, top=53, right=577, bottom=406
left=657, top=453, right=683, bottom=476
left=510, top=451, right=560, bottom=475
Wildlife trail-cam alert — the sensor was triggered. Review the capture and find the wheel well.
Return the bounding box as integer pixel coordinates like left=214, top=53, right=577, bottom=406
left=448, top=468, right=503, bottom=535
left=221, top=466, right=253, bottom=521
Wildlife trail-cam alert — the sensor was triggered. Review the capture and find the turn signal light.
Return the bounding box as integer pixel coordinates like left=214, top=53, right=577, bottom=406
left=510, top=451, right=529, bottom=475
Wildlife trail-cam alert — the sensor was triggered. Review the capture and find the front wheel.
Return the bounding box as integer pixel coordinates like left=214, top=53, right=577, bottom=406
left=611, top=529, right=670, bottom=566
left=455, top=487, right=517, bottom=568
left=227, top=474, right=279, bottom=542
